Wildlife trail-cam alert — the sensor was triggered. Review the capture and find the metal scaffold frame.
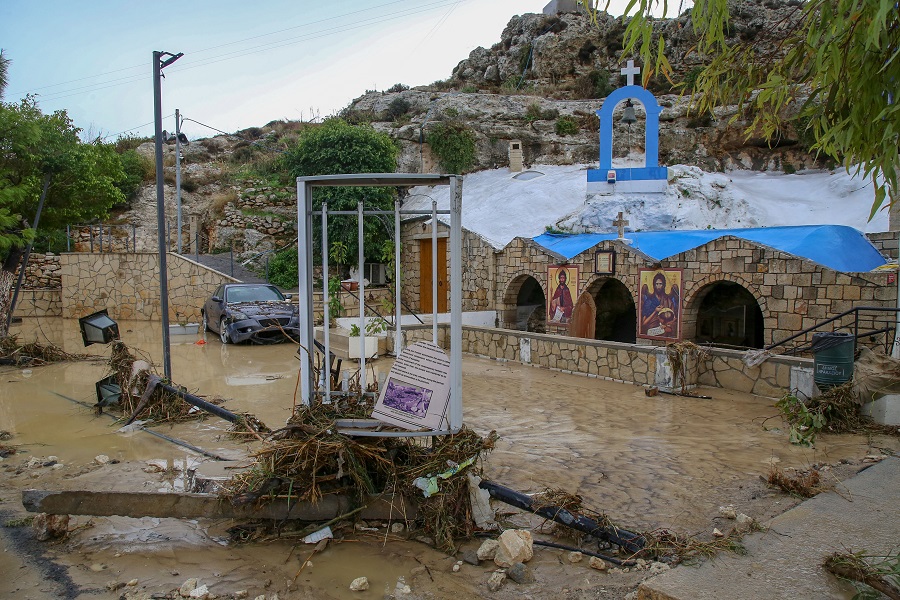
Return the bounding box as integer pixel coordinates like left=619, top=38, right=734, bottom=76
left=296, top=173, right=463, bottom=435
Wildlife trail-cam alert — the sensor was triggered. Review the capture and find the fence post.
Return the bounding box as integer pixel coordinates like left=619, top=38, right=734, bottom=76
left=99, top=224, right=103, bottom=253
left=132, top=224, right=136, bottom=253
left=195, top=231, right=199, bottom=261
left=66, top=225, right=71, bottom=252
left=89, top=226, right=94, bottom=253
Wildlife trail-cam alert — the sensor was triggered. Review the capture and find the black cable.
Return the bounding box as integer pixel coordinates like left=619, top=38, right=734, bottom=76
left=532, top=539, right=637, bottom=567
left=49, top=391, right=228, bottom=461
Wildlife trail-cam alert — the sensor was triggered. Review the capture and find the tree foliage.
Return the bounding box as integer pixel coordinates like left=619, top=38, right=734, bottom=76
left=0, top=96, right=126, bottom=258
left=586, top=0, right=899, bottom=214
left=426, top=121, right=477, bottom=174
left=0, top=49, right=8, bottom=99
left=280, top=118, right=398, bottom=264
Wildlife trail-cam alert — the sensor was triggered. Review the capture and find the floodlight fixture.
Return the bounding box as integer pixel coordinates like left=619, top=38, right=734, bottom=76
left=95, top=374, right=122, bottom=409
left=78, top=309, right=120, bottom=347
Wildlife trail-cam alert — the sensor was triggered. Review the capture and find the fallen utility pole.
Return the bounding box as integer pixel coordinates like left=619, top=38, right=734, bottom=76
left=22, top=490, right=416, bottom=522
left=479, top=480, right=645, bottom=554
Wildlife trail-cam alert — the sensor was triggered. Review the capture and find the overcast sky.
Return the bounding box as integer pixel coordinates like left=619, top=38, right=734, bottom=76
left=0, top=0, right=626, bottom=141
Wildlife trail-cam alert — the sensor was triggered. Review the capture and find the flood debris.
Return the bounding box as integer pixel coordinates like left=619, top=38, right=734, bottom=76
left=478, top=480, right=645, bottom=554
left=105, top=341, right=268, bottom=432
left=221, top=401, right=498, bottom=553
left=824, top=550, right=900, bottom=600
left=766, top=465, right=822, bottom=497
left=0, top=334, right=92, bottom=366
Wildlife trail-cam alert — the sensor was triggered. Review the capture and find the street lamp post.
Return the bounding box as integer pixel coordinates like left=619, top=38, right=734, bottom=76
left=153, top=50, right=182, bottom=381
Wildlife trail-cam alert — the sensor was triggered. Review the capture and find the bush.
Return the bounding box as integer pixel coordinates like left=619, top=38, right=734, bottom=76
left=386, top=83, right=409, bottom=93
left=116, top=150, right=149, bottom=199
left=426, top=122, right=477, bottom=174
left=267, top=246, right=298, bottom=288
left=385, top=97, right=411, bottom=120
left=573, top=69, right=614, bottom=99
left=114, top=133, right=153, bottom=153
left=555, top=115, right=579, bottom=136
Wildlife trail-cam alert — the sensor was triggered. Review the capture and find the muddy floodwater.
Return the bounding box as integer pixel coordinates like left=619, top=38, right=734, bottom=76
left=2, top=318, right=897, bottom=599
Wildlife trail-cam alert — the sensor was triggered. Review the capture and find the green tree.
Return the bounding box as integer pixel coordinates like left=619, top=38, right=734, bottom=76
left=280, top=118, right=398, bottom=267
left=0, top=96, right=126, bottom=335
left=585, top=0, right=899, bottom=215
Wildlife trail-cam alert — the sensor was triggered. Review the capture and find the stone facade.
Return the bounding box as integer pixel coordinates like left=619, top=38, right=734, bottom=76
left=399, top=323, right=806, bottom=398
left=400, top=222, right=897, bottom=350
left=58, top=252, right=238, bottom=322
left=399, top=219, right=495, bottom=313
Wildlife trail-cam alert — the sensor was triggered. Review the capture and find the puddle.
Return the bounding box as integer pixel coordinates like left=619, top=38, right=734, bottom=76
left=3, top=317, right=897, bottom=599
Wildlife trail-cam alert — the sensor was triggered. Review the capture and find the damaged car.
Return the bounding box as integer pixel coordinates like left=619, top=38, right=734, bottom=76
left=202, top=283, right=300, bottom=344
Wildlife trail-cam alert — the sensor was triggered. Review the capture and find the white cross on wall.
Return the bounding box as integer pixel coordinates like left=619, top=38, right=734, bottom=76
left=621, top=60, right=641, bottom=87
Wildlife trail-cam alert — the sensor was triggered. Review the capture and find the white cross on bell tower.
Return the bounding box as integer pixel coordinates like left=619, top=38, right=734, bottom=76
left=621, top=60, right=641, bottom=87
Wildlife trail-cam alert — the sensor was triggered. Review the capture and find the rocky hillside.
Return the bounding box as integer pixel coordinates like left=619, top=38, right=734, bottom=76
left=109, top=1, right=815, bottom=265
left=345, top=2, right=814, bottom=175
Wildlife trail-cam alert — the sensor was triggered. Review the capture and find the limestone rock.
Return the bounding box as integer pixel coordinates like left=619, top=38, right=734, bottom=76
left=476, top=538, right=500, bottom=561
left=487, top=570, right=507, bottom=592
left=566, top=551, right=584, bottom=563
left=734, top=513, right=754, bottom=533
left=494, top=529, right=533, bottom=567
left=189, top=585, right=209, bottom=599
left=506, top=562, right=535, bottom=584
left=713, top=528, right=724, bottom=537
left=589, top=556, right=609, bottom=571
left=94, top=454, right=111, bottom=465
left=179, top=578, right=199, bottom=597
left=718, top=504, right=737, bottom=519
left=349, top=577, right=369, bottom=591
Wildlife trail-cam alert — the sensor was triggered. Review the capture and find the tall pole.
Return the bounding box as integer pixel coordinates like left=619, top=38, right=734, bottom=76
left=175, top=108, right=183, bottom=254
left=153, top=50, right=182, bottom=380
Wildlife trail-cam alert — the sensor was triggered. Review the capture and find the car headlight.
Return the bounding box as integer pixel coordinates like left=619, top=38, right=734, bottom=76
left=230, top=310, right=249, bottom=321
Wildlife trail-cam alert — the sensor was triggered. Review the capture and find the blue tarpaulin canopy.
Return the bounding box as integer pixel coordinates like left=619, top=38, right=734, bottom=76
left=532, top=225, right=887, bottom=273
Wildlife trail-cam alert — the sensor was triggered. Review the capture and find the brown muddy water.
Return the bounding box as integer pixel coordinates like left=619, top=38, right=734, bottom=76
left=1, top=317, right=897, bottom=600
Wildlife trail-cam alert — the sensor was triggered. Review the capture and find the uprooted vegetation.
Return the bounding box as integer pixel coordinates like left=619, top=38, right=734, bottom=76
left=0, top=335, right=94, bottom=366
left=776, top=382, right=899, bottom=447
left=824, top=549, right=900, bottom=599
left=223, top=400, right=497, bottom=553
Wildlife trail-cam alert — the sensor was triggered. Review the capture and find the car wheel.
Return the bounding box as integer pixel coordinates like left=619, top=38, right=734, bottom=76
left=219, top=318, right=231, bottom=344
left=201, top=311, right=209, bottom=332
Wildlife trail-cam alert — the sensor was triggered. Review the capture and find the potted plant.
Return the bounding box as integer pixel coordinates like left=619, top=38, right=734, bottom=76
left=347, top=317, right=387, bottom=359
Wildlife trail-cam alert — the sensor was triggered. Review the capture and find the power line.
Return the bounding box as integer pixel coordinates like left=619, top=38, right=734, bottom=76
left=14, top=0, right=469, bottom=103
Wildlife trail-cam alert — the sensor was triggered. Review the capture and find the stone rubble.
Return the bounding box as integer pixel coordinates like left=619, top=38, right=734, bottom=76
left=493, top=529, right=533, bottom=567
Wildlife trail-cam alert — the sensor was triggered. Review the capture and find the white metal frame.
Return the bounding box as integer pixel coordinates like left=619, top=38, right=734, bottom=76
left=296, top=173, right=463, bottom=435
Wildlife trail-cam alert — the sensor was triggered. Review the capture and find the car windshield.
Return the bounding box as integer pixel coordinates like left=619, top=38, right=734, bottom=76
left=225, top=285, right=285, bottom=303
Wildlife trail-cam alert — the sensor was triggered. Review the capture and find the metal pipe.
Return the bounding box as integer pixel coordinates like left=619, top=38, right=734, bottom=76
left=449, top=176, right=463, bottom=432
left=175, top=108, right=183, bottom=254
left=394, top=199, right=402, bottom=355
left=322, top=201, right=330, bottom=403
left=432, top=200, right=438, bottom=342
left=156, top=380, right=247, bottom=425
left=297, top=180, right=315, bottom=406
left=478, top=480, right=645, bottom=554
left=357, top=200, right=366, bottom=392
left=66, top=225, right=70, bottom=252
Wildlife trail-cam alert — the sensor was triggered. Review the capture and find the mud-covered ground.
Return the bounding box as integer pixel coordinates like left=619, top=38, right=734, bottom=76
left=1, top=318, right=897, bottom=599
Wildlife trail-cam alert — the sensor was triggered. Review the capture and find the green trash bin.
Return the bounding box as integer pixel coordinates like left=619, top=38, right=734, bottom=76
left=811, top=332, right=855, bottom=389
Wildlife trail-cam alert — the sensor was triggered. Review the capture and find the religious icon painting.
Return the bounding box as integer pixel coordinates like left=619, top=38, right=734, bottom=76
left=637, top=268, right=683, bottom=341
left=548, top=265, right=579, bottom=326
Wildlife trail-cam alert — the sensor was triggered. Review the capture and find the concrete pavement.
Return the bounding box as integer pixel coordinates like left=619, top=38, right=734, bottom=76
left=638, top=457, right=899, bottom=600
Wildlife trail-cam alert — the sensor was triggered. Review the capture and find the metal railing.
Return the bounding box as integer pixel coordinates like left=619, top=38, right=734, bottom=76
left=766, top=306, right=900, bottom=356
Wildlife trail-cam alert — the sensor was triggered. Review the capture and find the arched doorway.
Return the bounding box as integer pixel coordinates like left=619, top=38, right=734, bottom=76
left=590, top=278, right=636, bottom=343
left=695, top=281, right=764, bottom=348
left=513, top=275, right=546, bottom=333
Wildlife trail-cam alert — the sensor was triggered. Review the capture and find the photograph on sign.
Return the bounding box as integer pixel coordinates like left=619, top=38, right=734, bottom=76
left=372, top=341, right=451, bottom=431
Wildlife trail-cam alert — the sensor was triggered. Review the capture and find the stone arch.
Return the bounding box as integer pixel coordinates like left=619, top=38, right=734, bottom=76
left=585, top=276, right=637, bottom=343
left=502, top=272, right=546, bottom=332
left=685, top=274, right=767, bottom=348
left=596, top=85, right=663, bottom=172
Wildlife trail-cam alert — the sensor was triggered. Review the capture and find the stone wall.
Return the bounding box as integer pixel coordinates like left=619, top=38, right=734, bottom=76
left=399, top=323, right=808, bottom=398
left=12, top=289, right=61, bottom=318
left=399, top=219, right=495, bottom=313
left=400, top=219, right=898, bottom=351
left=59, top=252, right=238, bottom=321
left=867, top=232, right=898, bottom=260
